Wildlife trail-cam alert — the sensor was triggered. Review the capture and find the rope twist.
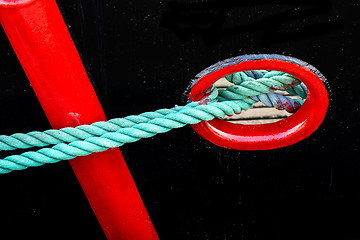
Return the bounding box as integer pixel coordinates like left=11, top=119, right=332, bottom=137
left=0, top=70, right=307, bottom=174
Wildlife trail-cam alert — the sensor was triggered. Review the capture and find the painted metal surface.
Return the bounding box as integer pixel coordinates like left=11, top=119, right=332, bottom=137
left=189, top=55, right=329, bottom=150
left=0, top=0, right=158, bottom=239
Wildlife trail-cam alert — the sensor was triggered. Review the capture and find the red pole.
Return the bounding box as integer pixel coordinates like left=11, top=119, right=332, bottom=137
left=0, top=0, right=159, bottom=239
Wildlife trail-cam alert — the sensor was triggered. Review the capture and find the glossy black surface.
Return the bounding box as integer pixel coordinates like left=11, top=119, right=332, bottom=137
left=0, top=1, right=359, bottom=239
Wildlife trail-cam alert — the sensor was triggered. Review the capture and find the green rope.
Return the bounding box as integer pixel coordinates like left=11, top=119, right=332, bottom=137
left=0, top=70, right=307, bottom=174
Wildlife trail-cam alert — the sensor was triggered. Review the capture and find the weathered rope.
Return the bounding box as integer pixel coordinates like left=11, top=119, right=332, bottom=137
left=0, top=70, right=307, bottom=174
left=221, top=70, right=305, bottom=112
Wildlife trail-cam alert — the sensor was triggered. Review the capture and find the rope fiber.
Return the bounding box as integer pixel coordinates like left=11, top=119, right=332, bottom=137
left=0, top=70, right=307, bottom=174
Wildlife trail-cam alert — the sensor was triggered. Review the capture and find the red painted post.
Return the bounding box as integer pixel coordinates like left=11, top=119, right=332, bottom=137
left=0, top=0, right=159, bottom=239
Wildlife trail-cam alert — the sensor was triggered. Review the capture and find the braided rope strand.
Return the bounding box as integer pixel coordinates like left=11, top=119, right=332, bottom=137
left=224, top=71, right=306, bottom=112
left=0, top=70, right=307, bottom=174
left=0, top=100, right=251, bottom=174
left=0, top=72, right=301, bottom=151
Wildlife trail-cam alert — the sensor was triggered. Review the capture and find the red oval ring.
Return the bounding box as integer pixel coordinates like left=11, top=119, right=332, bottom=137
left=189, top=54, right=329, bottom=150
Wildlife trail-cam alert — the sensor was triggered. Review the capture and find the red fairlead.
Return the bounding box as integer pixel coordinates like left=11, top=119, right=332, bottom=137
left=189, top=54, right=329, bottom=150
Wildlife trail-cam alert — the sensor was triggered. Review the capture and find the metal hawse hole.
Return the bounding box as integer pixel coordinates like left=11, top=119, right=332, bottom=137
left=189, top=54, right=329, bottom=150
left=214, top=70, right=307, bottom=125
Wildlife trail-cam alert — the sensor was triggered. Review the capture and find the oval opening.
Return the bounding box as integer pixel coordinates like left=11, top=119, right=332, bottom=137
left=189, top=55, right=329, bottom=150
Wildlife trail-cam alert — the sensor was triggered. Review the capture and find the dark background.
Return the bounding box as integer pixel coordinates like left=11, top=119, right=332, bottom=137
left=1, top=0, right=359, bottom=239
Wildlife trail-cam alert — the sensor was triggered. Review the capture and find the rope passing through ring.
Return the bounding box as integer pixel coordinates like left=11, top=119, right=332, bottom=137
left=0, top=70, right=307, bottom=174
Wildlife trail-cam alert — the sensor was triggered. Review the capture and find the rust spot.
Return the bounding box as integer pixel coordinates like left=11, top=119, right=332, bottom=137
left=282, top=101, right=294, bottom=113
left=199, top=97, right=211, bottom=105
left=274, top=99, right=282, bottom=110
